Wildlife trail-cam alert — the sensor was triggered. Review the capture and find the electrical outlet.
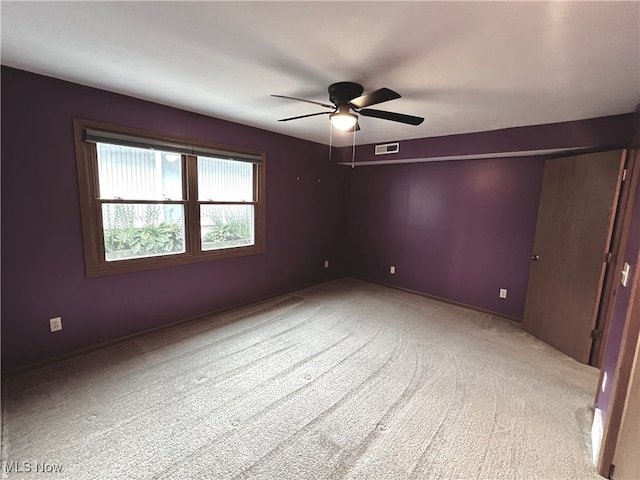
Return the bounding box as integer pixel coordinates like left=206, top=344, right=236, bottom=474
left=499, top=289, right=507, bottom=299
left=324, top=260, right=329, bottom=269
left=50, top=317, right=62, bottom=332
left=390, top=266, right=396, bottom=274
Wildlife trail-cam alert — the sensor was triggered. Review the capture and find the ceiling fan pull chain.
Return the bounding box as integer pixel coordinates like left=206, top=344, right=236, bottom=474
left=329, top=122, right=333, bottom=161
left=351, top=127, right=356, bottom=169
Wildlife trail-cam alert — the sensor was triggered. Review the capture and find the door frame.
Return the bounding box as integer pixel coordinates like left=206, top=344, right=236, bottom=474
left=596, top=116, right=640, bottom=476
left=591, top=150, right=640, bottom=366
left=611, top=297, right=640, bottom=479
left=597, top=248, right=640, bottom=477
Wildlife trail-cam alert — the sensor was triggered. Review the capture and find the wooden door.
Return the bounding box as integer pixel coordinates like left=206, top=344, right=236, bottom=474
left=523, top=150, right=625, bottom=364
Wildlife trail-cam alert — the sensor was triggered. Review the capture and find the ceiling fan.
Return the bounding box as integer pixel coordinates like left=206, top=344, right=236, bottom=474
left=272, top=82, right=424, bottom=132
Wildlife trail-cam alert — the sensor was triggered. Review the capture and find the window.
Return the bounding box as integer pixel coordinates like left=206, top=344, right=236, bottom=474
left=74, top=118, right=265, bottom=277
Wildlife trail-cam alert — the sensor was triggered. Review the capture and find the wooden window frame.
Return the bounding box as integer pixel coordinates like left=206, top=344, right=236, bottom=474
left=74, top=118, right=266, bottom=278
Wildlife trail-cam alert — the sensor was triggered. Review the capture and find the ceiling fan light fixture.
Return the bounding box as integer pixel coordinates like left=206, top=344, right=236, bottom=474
left=330, top=110, right=358, bottom=131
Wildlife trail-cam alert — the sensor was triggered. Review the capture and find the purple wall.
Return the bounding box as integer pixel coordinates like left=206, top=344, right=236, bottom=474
left=335, top=113, right=637, bottom=165
left=344, top=114, right=637, bottom=320
left=347, top=157, right=544, bottom=319
left=1, top=67, right=350, bottom=372
left=3, top=65, right=637, bottom=372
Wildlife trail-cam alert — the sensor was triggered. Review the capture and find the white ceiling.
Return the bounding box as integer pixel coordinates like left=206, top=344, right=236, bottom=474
left=2, top=1, right=639, bottom=147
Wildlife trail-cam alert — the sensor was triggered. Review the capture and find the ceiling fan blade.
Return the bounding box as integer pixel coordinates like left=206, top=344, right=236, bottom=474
left=278, top=111, right=332, bottom=122
left=349, top=88, right=401, bottom=108
left=272, top=94, right=334, bottom=109
left=359, top=108, right=424, bottom=126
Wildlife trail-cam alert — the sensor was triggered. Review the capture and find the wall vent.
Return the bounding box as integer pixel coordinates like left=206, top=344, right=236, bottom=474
left=375, top=142, right=399, bottom=155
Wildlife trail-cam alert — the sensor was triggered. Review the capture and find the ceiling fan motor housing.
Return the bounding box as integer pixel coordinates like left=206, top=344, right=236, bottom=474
left=328, top=82, right=364, bottom=106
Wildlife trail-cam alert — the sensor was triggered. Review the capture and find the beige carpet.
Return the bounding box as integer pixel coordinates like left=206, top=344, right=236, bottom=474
left=1, top=278, right=601, bottom=479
